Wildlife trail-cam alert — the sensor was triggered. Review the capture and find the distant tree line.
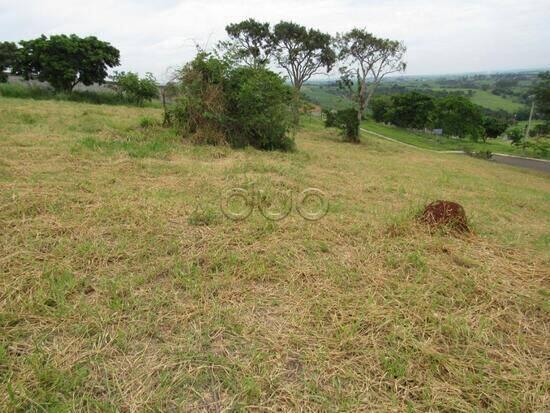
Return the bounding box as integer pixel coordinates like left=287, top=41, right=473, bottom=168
left=371, top=92, right=506, bottom=141
left=368, top=71, right=550, bottom=143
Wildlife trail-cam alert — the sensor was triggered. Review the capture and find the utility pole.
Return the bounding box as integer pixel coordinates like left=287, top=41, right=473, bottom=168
left=525, top=97, right=535, bottom=140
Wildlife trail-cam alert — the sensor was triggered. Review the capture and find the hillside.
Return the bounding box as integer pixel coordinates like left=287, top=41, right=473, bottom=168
left=0, top=98, right=549, bottom=411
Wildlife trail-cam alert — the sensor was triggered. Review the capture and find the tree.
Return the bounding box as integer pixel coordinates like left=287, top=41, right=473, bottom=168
left=482, top=116, right=509, bottom=140
left=370, top=96, right=392, bottom=123
left=532, top=71, right=550, bottom=121
left=111, top=71, right=158, bottom=106
left=272, top=21, right=336, bottom=125
left=389, top=92, right=434, bottom=129
left=433, top=96, right=484, bottom=140
left=217, top=19, right=272, bottom=68
left=337, top=30, right=406, bottom=123
left=0, top=41, right=18, bottom=82
left=336, top=29, right=381, bottom=125
left=364, top=38, right=406, bottom=114
left=13, top=34, right=120, bottom=92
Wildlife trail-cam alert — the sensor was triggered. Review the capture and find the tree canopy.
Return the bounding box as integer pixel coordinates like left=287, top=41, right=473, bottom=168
left=272, top=21, right=336, bottom=91
left=13, top=34, right=120, bottom=92
left=337, top=29, right=406, bottom=122
left=533, top=71, right=550, bottom=120
left=0, top=41, right=18, bottom=82
left=111, top=71, right=158, bottom=106
left=433, top=95, right=484, bottom=140
left=218, top=19, right=272, bottom=68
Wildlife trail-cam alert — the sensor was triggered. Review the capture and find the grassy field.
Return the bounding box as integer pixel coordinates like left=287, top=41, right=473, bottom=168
left=304, top=82, right=528, bottom=114
left=302, top=85, right=354, bottom=111
left=361, top=120, right=549, bottom=159
left=1, top=98, right=549, bottom=412
left=468, top=90, right=525, bottom=113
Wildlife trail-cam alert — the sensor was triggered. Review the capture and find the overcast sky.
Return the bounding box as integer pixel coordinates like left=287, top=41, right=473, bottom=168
left=1, top=0, right=549, bottom=81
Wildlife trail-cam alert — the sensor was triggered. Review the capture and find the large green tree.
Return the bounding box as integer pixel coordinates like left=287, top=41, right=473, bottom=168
left=389, top=92, right=434, bottom=129
left=217, top=19, right=272, bottom=68
left=271, top=21, right=336, bottom=125
left=533, top=71, right=550, bottom=121
left=0, top=41, right=18, bottom=82
left=13, top=34, right=120, bottom=92
left=433, top=95, right=484, bottom=140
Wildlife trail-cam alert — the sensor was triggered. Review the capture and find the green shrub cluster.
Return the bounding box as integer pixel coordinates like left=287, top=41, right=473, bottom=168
left=324, top=108, right=360, bottom=142
left=169, top=53, right=294, bottom=151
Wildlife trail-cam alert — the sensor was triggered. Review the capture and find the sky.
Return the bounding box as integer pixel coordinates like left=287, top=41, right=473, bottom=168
left=1, top=0, right=549, bottom=82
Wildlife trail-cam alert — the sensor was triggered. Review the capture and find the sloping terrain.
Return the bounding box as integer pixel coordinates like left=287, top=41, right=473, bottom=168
left=0, top=98, right=548, bottom=412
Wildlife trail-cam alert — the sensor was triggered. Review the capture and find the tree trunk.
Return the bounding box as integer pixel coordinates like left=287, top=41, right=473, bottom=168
left=364, top=82, right=379, bottom=116
left=292, top=85, right=301, bottom=127
left=354, top=79, right=366, bottom=143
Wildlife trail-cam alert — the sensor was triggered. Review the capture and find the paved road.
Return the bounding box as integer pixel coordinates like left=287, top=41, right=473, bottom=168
left=361, top=128, right=550, bottom=174
left=491, top=154, right=550, bottom=173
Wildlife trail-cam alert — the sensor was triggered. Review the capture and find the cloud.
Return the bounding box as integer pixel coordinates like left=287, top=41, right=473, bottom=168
left=1, top=0, right=549, bottom=80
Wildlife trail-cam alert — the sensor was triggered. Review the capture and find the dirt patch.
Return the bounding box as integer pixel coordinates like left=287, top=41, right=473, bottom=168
left=419, top=200, right=469, bottom=233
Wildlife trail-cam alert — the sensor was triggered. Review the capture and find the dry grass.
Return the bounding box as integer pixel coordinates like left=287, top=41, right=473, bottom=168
left=0, top=97, right=549, bottom=412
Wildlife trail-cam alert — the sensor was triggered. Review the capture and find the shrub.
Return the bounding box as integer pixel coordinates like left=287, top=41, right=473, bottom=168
left=507, top=128, right=524, bottom=146
left=324, top=108, right=360, bottom=142
left=225, top=66, right=294, bottom=150
left=522, top=137, right=550, bottom=157
left=170, top=52, right=294, bottom=151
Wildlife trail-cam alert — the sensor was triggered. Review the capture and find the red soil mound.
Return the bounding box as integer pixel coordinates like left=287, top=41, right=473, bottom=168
left=419, top=200, right=469, bottom=233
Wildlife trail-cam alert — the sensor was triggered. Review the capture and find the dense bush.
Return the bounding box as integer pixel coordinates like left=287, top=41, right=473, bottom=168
left=522, top=137, right=550, bottom=157
left=531, top=122, right=550, bottom=137
left=324, top=108, right=360, bottom=142
left=507, top=128, right=524, bottom=145
left=225, top=67, right=294, bottom=150
left=169, top=52, right=294, bottom=151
